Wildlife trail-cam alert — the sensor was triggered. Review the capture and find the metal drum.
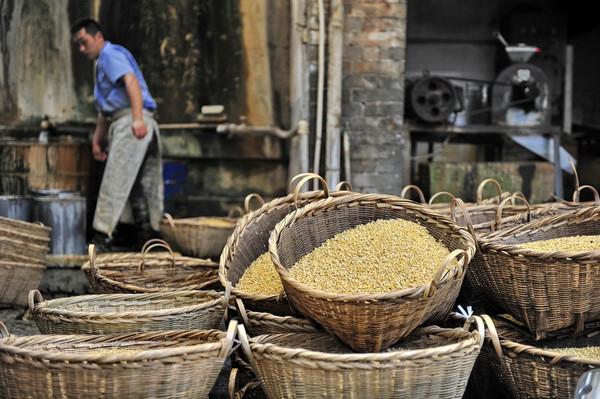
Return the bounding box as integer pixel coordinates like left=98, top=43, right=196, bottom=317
left=31, top=190, right=86, bottom=255
left=0, top=195, right=32, bottom=221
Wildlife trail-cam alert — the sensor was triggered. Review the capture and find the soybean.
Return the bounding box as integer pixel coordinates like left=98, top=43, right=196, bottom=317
left=515, top=235, right=600, bottom=252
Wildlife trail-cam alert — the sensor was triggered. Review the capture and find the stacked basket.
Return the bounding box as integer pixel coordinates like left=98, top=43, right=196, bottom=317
left=473, top=314, right=600, bottom=399
left=0, top=216, right=51, bottom=306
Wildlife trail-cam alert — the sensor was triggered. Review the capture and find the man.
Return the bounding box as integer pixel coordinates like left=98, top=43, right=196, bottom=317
left=70, top=18, right=163, bottom=251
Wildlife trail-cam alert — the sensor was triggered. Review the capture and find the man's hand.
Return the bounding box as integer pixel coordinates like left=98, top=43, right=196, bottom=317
left=132, top=118, right=148, bottom=139
left=92, top=143, right=108, bottom=162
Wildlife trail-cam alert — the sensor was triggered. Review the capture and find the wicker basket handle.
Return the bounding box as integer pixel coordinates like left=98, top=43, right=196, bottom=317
left=220, top=319, right=239, bottom=358
left=335, top=180, right=353, bottom=192
left=400, top=184, right=426, bottom=203
left=88, top=243, right=97, bottom=269
left=293, top=174, right=329, bottom=208
left=573, top=184, right=600, bottom=205
left=228, top=206, right=245, bottom=218
left=237, top=323, right=254, bottom=363
left=243, top=193, right=265, bottom=214
left=495, top=195, right=531, bottom=230
left=223, top=282, right=232, bottom=322
left=476, top=178, right=503, bottom=205
left=163, top=213, right=176, bottom=229
left=425, top=248, right=470, bottom=298
left=480, top=314, right=507, bottom=367
left=234, top=297, right=250, bottom=326
left=428, top=191, right=455, bottom=205
left=0, top=321, right=9, bottom=338
left=28, top=289, right=44, bottom=313
left=288, top=172, right=321, bottom=193
left=449, top=198, right=479, bottom=252
left=139, top=241, right=175, bottom=273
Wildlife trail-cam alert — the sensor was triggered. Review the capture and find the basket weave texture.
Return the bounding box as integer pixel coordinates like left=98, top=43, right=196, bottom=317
left=82, top=241, right=220, bottom=294
left=469, top=206, right=600, bottom=339
left=479, top=314, right=600, bottom=399
left=0, top=216, right=51, bottom=306
left=219, top=173, right=350, bottom=316
left=269, top=192, right=477, bottom=352
left=234, top=297, right=321, bottom=337
left=29, top=289, right=228, bottom=335
left=238, top=317, right=483, bottom=399
left=0, top=320, right=237, bottom=399
left=160, top=213, right=238, bottom=259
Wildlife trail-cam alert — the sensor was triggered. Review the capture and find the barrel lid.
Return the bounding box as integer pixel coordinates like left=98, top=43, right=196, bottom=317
left=30, top=189, right=82, bottom=198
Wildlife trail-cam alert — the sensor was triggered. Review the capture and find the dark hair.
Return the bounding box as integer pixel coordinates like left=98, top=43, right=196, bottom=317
left=70, top=17, right=103, bottom=37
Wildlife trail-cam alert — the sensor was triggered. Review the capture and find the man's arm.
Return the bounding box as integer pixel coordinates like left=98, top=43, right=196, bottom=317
left=92, top=112, right=109, bottom=162
left=122, top=72, right=147, bottom=139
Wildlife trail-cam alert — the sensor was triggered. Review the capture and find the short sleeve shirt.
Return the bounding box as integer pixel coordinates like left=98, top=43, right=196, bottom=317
left=94, top=41, right=156, bottom=115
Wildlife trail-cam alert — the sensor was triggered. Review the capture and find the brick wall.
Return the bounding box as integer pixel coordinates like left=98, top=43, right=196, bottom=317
left=306, top=0, right=407, bottom=194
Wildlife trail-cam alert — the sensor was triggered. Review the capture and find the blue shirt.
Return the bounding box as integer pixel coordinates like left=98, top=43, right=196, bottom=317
left=94, top=41, right=156, bottom=115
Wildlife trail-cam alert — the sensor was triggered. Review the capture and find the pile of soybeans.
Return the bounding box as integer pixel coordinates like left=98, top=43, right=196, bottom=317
left=236, top=218, right=455, bottom=295
left=514, top=235, right=600, bottom=252
left=543, top=346, right=600, bottom=361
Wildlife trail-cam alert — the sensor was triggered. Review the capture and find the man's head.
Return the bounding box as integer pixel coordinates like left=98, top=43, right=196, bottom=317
left=70, top=18, right=105, bottom=60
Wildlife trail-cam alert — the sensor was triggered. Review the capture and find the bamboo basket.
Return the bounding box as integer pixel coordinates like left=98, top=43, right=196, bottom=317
left=159, top=207, right=243, bottom=259
left=81, top=240, right=220, bottom=294
left=478, top=314, right=600, bottom=399
left=269, top=192, right=477, bottom=352
left=0, top=320, right=237, bottom=399
left=469, top=206, right=600, bottom=339
left=219, top=173, right=352, bottom=316
left=0, top=216, right=51, bottom=239
left=29, top=288, right=229, bottom=335
left=238, top=316, right=484, bottom=399
left=0, top=259, right=46, bottom=306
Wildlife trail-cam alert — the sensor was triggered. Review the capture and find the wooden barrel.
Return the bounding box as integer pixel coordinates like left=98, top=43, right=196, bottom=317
left=0, top=139, right=91, bottom=196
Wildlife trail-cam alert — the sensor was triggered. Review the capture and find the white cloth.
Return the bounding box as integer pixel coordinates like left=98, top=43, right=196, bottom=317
left=92, top=108, right=163, bottom=236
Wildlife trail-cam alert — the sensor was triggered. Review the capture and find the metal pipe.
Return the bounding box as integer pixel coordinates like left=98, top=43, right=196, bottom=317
left=325, top=0, right=343, bottom=187
left=215, top=123, right=299, bottom=139
left=312, top=0, right=326, bottom=185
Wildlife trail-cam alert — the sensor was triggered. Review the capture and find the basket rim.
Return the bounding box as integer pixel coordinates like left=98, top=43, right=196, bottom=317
left=29, top=289, right=227, bottom=320
left=0, top=321, right=237, bottom=364
left=269, top=193, right=476, bottom=301
left=477, top=205, right=600, bottom=260
left=239, top=317, right=483, bottom=364
left=483, top=314, right=600, bottom=368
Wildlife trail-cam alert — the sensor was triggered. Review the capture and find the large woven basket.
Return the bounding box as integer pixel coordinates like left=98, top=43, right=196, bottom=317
left=29, top=288, right=229, bottom=335
left=0, top=259, right=46, bottom=306
left=269, top=192, right=477, bottom=352
left=219, top=173, right=351, bottom=316
left=477, top=314, right=600, bottom=399
left=82, top=240, right=220, bottom=294
left=0, top=216, right=51, bottom=239
left=160, top=211, right=240, bottom=259
left=238, top=316, right=484, bottom=399
left=470, top=206, right=600, bottom=339
left=0, top=320, right=237, bottom=399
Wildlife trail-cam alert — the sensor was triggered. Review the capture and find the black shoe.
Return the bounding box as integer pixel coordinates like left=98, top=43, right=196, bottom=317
left=90, top=231, right=115, bottom=254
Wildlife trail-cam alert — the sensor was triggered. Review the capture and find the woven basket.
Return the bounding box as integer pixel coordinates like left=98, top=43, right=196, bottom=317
left=0, top=320, right=237, bottom=399
left=160, top=211, right=240, bottom=259
left=219, top=173, right=351, bottom=316
left=0, top=260, right=46, bottom=306
left=477, top=314, right=600, bottom=399
left=469, top=206, right=600, bottom=339
left=234, top=297, right=321, bottom=337
left=82, top=240, right=220, bottom=294
left=29, top=288, right=229, bottom=335
left=269, top=192, right=477, bottom=352
left=238, top=316, right=484, bottom=399
left=0, top=216, right=51, bottom=239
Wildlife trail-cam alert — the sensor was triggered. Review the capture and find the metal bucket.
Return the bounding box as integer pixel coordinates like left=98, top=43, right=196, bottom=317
left=31, top=190, right=86, bottom=255
left=0, top=195, right=32, bottom=221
